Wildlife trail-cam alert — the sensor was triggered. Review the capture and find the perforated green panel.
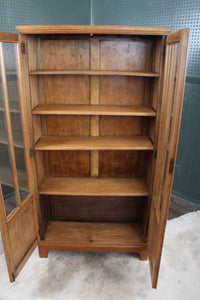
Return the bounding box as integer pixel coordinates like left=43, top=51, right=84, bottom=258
left=92, top=0, right=200, bottom=205
left=92, top=0, right=200, bottom=76
left=0, top=0, right=90, bottom=33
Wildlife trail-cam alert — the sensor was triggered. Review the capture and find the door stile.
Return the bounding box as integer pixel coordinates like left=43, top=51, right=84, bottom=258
left=0, top=42, right=21, bottom=206
left=155, top=43, right=178, bottom=215
left=148, top=28, right=190, bottom=288
left=0, top=185, right=15, bottom=281
left=17, top=34, right=40, bottom=236
left=0, top=32, right=40, bottom=282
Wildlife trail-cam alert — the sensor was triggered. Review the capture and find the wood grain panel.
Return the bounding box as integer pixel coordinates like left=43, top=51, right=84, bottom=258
left=17, top=25, right=171, bottom=35
left=34, top=136, right=154, bottom=151
left=99, top=116, right=143, bottom=136
left=7, top=198, right=37, bottom=269
left=30, top=70, right=159, bottom=77
left=38, top=220, right=148, bottom=258
left=44, top=75, right=90, bottom=104
left=40, top=177, right=148, bottom=196
left=27, top=35, right=45, bottom=184
left=99, top=76, right=147, bottom=105
left=99, top=150, right=146, bottom=178
left=50, top=195, right=147, bottom=222
left=90, top=37, right=100, bottom=177
left=46, top=115, right=90, bottom=136
left=48, top=151, right=90, bottom=177
left=43, top=221, right=145, bottom=245
left=100, top=38, right=151, bottom=71
left=42, top=39, right=90, bottom=70
left=32, top=104, right=157, bottom=116
left=0, top=32, right=18, bottom=42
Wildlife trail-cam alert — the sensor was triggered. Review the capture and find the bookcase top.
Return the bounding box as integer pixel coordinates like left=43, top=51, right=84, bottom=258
left=16, top=25, right=171, bottom=35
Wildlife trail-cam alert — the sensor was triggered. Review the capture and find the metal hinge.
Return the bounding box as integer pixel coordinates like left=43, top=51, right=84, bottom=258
left=30, top=148, right=34, bottom=157
left=21, top=43, right=26, bottom=54
left=154, top=149, right=157, bottom=159
left=169, top=158, right=174, bottom=174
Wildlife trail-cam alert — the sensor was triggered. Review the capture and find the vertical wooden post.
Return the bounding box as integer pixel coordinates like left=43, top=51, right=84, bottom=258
left=0, top=184, right=15, bottom=281
left=90, top=37, right=100, bottom=177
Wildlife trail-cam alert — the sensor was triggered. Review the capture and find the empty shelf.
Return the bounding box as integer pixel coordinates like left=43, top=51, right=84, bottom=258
left=32, top=104, right=156, bottom=116
left=39, top=221, right=146, bottom=253
left=29, top=70, right=160, bottom=77
left=39, top=177, right=148, bottom=196
left=34, top=136, right=154, bottom=151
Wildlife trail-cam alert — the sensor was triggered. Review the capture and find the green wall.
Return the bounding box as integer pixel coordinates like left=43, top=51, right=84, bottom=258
left=92, top=0, right=200, bottom=205
left=0, top=0, right=199, bottom=205
left=0, top=0, right=90, bottom=32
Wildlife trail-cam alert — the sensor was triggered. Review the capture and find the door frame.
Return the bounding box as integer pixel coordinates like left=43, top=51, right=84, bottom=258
left=0, top=32, right=40, bottom=282
left=148, top=28, right=190, bottom=288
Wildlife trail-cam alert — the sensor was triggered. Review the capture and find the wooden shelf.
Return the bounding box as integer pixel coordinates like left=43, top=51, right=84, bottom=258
left=40, top=177, right=148, bottom=196
left=0, top=166, right=27, bottom=188
left=0, top=128, right=23, bottom=148
left=32, top=104, right=156, bottom=117
left=29, top=70, right=159, bottom=77
left=39, top=221, right=147, bottom=254
left=34, top=136, right=153, bottom=151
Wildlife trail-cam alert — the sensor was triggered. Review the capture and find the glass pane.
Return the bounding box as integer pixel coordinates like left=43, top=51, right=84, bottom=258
left=3, top=43, right=30, bottom=202
left=0, top=76, right=18, bottom=217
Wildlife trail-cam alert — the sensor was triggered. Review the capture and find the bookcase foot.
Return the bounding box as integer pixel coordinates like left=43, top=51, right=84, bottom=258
left=39, top=245, right=48, bottom=258
left=138, top=248, right=148, bottom=260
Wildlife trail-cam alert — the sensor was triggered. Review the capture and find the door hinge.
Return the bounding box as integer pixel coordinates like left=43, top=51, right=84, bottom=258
left=154, top=149, right=157, bottom=159
left=21, top=43, right=26, bottom=54
left=30, top=148, right=34, bottom=157
left=169, top=158, right=174, bottom=174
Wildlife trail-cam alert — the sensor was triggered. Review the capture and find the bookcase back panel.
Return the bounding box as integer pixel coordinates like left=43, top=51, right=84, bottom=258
left=99, top=76, right=149, bottom=105
left=99, top=37, right=153, bottom=72
left=44, top=75, right=90, bottom=104
left=46, top=116, right=90, bottom=136
left=48, top=150, right=90, bottom=177
left=49, top=195, right=147, bottom=223
left=42, top=39, right=90, bottom=70
left=99, top=116, right=144, bottom=136
left=99, top=150, right=147, bottom=178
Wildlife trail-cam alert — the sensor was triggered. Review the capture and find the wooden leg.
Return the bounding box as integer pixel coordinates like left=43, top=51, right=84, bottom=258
left=39, top=245, right=48, bottom=258
left=138, top=248, right=148, bottom=260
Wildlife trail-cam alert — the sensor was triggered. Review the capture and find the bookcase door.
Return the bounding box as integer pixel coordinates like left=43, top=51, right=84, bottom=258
left=0, top=32, right=39, bottom=282
left=148, top=29, right=190, bottom=288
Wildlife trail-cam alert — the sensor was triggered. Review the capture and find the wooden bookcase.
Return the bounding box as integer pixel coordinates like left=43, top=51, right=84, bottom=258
left=0, top=26, right=189, bottom=288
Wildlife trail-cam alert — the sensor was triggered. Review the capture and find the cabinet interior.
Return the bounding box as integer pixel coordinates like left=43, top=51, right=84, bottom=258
left=27, top=33, right=164, bottom=254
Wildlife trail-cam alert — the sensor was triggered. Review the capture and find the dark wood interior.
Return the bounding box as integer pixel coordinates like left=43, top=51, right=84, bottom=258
left=28, top=34, right=162, bottom=231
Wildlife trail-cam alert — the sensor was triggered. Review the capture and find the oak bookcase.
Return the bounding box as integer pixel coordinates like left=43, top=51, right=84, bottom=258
left=0, top=26, right=189, bottom=288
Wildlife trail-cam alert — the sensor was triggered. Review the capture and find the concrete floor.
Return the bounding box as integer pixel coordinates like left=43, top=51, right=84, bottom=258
left=0, top=210, right=200, bottom=300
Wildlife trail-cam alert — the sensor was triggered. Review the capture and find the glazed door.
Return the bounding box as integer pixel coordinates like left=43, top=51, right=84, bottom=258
left=0, top=32, right=39, bottom=282
left=148, top=29, right=190, bottom=288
